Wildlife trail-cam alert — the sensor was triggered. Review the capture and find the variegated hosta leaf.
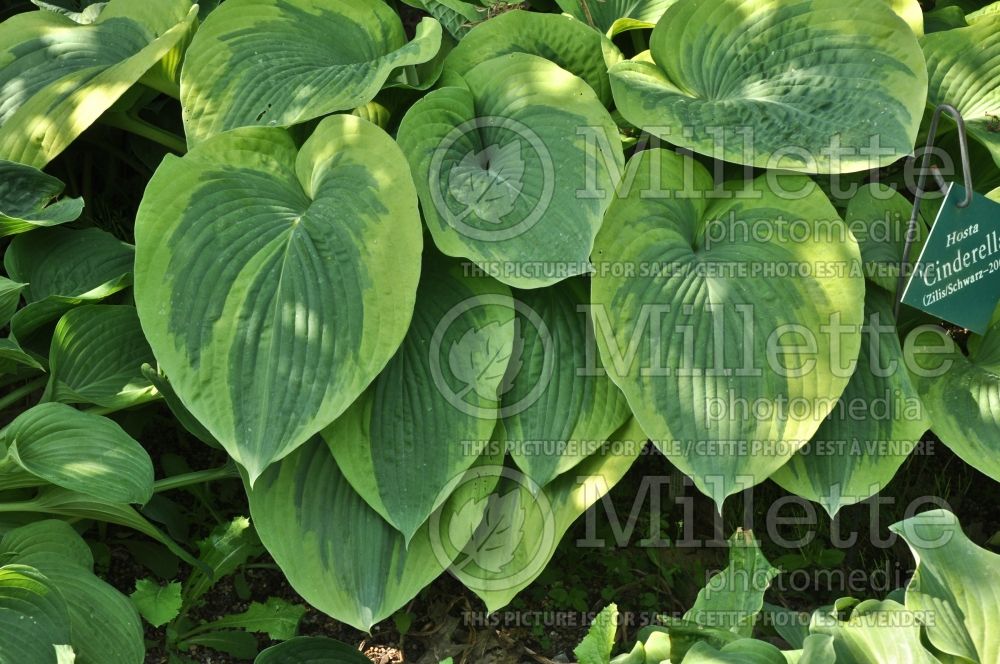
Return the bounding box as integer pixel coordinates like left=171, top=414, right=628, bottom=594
left=400, top=0, right=484, bottom=40
left=0, top=564, right=71, bottom=664
left=884, top=0, right=924, bottom=35
left=327, top=260, right=513, bottom=542
left=968, top=2, right=1000, bottom=23
left=554, top=0, right=675, bottom=36
left=449, top=418, right=645, bottom=612
left=398, top=53, right=623, bottom=289
left=0, top=402, right=154, bottom=504
left=0, top=0, right=197, bottom=167
left=503, top=278, right=631, bottom=486
left=134, top=115, right=423, bottom=482
left=890, top=509, right=1000, bottom=663
left=444, top=10, right=614, bottom=106
left=247, top=436, right=501, bottom=631
left=771, top=289, right=930, bottom=516
left=3, top=227, right=134, bottom=341
left=0, top=161, right=82, bottom=238
left=591, top=149, right=864, bottom=507
left=0, top=520, right=144, bottom=664
left=843, top=184, right=925, bottom=293
left=906, top=309, right=1000, bottom=483
left=180, top=0, right=442, bottom=145
left=609, top=0, right=928, bottom=173
left=44, top=305, right=156, bottom=410
left=921, top=14, right=1000, bottom=169
left=809, top=598, right=938, bottom=663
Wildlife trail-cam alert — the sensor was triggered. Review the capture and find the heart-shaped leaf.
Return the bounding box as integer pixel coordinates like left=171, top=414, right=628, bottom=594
left=502, top=279, right=632, bottom=486
left=398, top=53, right=623, bottom=288
left=444, top=10, right=614, bottom=105
left=609, top=0, right=928, bottom=173
left=0, top=0, right=197, bottom=167
left=450, top=418, right=645, bottom=612
left=247, top=436, right=496, bottom=631
left=134, top=115, right=423, bottom=482
left=591, top=149, right=864, bottom=507
left=327, top=259, right=513, bottom=542
left=180, top=0, right=442, bottom=145
left=771, top=289, right=930, bottom=515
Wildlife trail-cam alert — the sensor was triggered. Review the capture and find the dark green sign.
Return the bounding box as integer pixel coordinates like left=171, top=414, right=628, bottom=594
left=901, top=184, right=1000, bottom=334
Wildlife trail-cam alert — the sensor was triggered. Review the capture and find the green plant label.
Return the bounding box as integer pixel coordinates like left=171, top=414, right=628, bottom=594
left=901, top=184, right=1000, bottom=333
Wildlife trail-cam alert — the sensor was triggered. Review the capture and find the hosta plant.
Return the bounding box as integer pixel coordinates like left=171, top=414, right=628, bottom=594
left=0, top=0, right=997, bottom=660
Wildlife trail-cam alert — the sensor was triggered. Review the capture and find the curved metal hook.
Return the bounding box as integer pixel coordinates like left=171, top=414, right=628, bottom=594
left=894, top=104, right=975, bottom=317
left=921, top=103, right=974, bottom=207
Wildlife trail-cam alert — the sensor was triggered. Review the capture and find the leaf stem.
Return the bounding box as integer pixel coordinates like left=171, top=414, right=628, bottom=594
left=153, top=463, right=240, bottom=493
left=0, top=376, right=48, bottom=412
left=101, top=111, right=187, bottom=154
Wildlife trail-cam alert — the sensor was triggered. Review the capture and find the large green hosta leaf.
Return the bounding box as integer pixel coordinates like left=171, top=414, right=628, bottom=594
left=247, top=436, right=499, bottom=631
left=134, top=114, right=422, bottom=482
left=608, top=0, right=928, bottom=173
left=771, top=289, right=929, bottom=515
left=397, top=53, right=622, bottom=289
left=180, top=0, right=442, bottom=145
left=503, top=279, right=631, bottom=486
left=0, top=161, right=82, bottom=237
left=3, top=227, right=134, bottom=341
left=890, top=509, right=1000, bottom=663
left=400, top=0, right=484, bottom=40
left=809, top=598, right=938, bottom=663
left=444, top=11, right=613, bottom=106
left=555, top=0, right=675, bottom=35
left=591, top=149, right=864, bottom=507
left=921, top=14, right=1000, bottom=169
left=0, top=403, right=154, bottom=504
left=44, top=305, right=156, bottom=409
left=1, top=520, right=144, bottom=664
left=449, top=418, right=645, bottom=612
left=0, top=564, right=71, bottom=664
left=906, top=310, right=1000, bottom=483
left=0, top=0, right=197, bottom=167
left=328, top=260, right=513, bottom=542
